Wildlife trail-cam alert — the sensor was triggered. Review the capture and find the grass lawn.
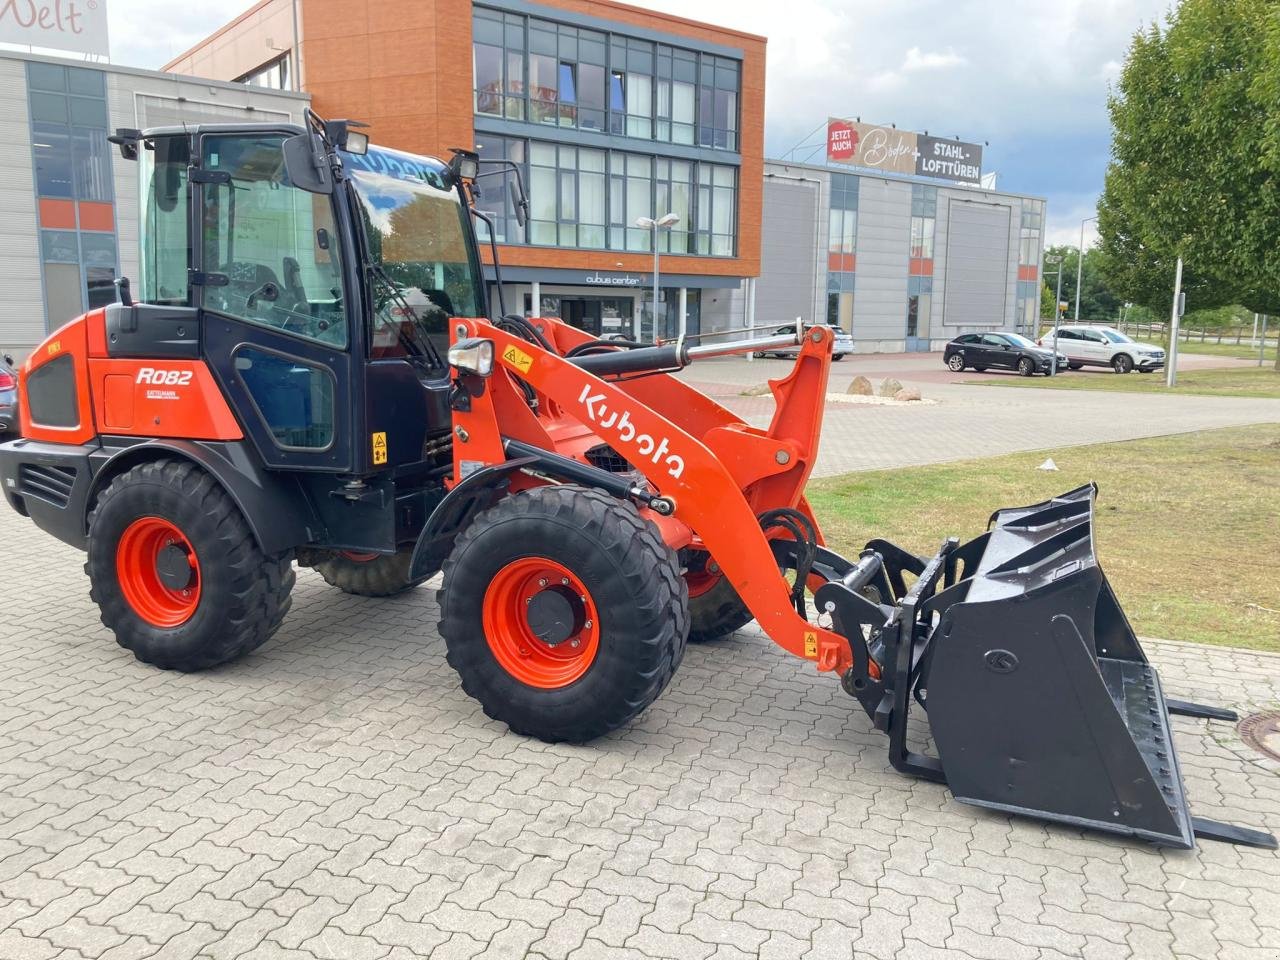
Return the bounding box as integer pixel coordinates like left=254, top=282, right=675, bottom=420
left=1178, top=341, right=1277, bottom=362
left=806, top=424, right=1280, bottom=652
left=964, top=366, right=1280, bottom=399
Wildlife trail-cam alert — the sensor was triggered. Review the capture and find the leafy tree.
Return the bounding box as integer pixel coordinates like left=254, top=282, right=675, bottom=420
left=1098, top=0, right=1280, bottom=361
left=1039, top=245, right=1121, bottom=322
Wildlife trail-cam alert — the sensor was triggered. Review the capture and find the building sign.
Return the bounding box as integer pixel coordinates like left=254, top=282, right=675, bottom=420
left=0, top=0, right=110, bottom=57
left=915, top=134, right=983, bottom=183
left=584, top=272, right=643, bottom=287
left=827, top=117, right=984, bottom=185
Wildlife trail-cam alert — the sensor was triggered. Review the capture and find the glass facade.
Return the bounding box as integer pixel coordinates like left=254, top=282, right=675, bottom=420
left=1015, top=201, right=1044, bottom=331
left=475, top=133, right=736, bottom=256
left=907, top=184, right=937, bottom=341
left=27, top=62, right=118, bottom=328
left=473, top=6, right=739, bottom=150
left=825, top=173, right=857, bottom=332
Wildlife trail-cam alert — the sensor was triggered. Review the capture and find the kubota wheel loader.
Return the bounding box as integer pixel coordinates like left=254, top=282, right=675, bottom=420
left=0, top=112, right=1272, bottom=851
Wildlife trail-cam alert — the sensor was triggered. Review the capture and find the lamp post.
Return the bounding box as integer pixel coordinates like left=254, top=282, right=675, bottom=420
left=1044, top=254, right=1064, bottom=377
left=1073, top=215, right=1098, bottom=322
left=635, top=213, right=680, bottom=340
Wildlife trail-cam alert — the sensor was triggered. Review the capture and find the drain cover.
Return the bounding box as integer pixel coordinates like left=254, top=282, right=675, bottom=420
left=1239, top=711, right=1280, bottom=762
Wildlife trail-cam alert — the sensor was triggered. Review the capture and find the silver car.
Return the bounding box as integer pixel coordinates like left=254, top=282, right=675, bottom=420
left=755, top=323, right=855, bottom=361
left=0, top=354, right=17, bottom=437
left=1039, top=325, right=1165, bottom=374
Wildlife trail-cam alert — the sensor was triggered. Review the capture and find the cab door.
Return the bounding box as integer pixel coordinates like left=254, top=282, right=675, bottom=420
left=192, top=131, right=359, bottom=473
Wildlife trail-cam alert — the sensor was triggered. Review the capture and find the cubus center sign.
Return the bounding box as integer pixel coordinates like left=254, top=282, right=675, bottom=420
left=0, top=0, right=110, bottom=58
left=827, top=117, right=983, bottom=185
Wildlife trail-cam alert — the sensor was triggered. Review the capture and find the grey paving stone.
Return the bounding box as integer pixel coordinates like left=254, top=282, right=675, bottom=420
left=1, top=480, right=1278, bottom=960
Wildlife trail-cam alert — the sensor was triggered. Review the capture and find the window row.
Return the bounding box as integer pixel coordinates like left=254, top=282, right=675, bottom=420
left=236, top=54, right=291, bottom=91
left=1019, top=228, right=1041, bottom=266
left=829, top=172, right=860, bottom=211
left=41, top=229, right=118, bottom=327
left=28, top=64, right=113, bottom=204
left=475, top=135, right=737, bottom=256
left=473, top=6, right=740, bottom=150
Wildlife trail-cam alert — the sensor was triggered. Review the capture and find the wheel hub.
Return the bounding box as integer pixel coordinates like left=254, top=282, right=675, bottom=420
left=156, top=543, right=196, bottom=590
left=526, top=587, right=581, bottom=646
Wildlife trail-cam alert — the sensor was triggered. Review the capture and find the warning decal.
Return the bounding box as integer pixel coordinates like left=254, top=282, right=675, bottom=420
left=502, top=344, right=534, bottom=374
left=372, top=431, right=388, bottom=465
left=804, top=630, right=818, bottom=659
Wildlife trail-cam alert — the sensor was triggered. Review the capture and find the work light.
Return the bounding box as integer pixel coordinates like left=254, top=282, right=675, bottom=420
left=448, top=338, right=494, bottom=377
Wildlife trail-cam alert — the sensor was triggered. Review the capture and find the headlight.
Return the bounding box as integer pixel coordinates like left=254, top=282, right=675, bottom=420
left=448, top=337, right=494, bottom=377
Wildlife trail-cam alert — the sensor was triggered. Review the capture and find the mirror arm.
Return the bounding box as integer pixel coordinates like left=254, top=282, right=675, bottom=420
left=469, top=207, right=506, bottom=318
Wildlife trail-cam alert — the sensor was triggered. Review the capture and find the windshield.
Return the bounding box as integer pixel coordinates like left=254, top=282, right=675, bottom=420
left=1004, top=333, right=1040, bottom=348
left=1101, top=329, right=1133, bottom=343
left=345, top=147, right=485, bottom=358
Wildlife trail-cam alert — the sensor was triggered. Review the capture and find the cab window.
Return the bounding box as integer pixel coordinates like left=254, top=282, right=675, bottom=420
left=199, top=134, right=347, bottom=348
left=139, top=136, right=192, bottom=307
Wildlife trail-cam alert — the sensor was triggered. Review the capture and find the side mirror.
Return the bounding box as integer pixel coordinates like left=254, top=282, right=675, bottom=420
left=283, top=133, right=334, bottom=195
left=2, top=354, right=12, bottom=367
left=509, top=181, right=527, bottom=227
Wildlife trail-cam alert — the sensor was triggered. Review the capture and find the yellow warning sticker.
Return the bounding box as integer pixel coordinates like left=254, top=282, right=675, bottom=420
left=372, top=431, right=388, bottom=465
left=502, top=344, right=534, bottom=374
left=804, top=630, right=818, bottom=659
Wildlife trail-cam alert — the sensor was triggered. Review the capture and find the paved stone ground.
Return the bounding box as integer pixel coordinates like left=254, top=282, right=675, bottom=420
left=678, top=352, right=1280, bottom=476
left=2, top=505, right=1279, bottom=960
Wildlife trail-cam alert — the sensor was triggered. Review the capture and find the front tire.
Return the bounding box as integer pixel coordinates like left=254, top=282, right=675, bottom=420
left=686, top=571, right=753, bottom=643
left=87, top=460, right=294, bottom=671
left=1068, top=362, right=1083, bottom=370
left=438, top=486, right=688, bottom=743
left=1112, top=353, right=1133, bottom=374
left=1017, top=356, right=1035, bottom=377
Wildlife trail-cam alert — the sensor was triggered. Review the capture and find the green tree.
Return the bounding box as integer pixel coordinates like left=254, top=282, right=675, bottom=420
left=1039, top=245, right=1121, bottom=323
left=1098, top=0, right=1280, bottom=369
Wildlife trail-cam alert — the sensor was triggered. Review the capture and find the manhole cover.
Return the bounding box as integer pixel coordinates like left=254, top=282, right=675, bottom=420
left=1239, top=711, right=1280, bottom=762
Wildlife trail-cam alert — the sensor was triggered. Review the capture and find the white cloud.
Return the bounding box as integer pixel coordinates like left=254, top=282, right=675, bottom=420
left=902, top=46, right=967, bottom=72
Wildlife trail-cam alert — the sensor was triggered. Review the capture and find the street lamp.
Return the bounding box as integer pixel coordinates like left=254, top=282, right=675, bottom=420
left=1074, top=215, right=1098, bottom=322
left=635, top=213, right=680, bottom=340
left=1044, top=254, right=1064, bottom=377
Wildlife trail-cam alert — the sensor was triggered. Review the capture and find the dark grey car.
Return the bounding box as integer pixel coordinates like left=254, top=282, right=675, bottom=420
left=0, top=354, right=18, bottom=437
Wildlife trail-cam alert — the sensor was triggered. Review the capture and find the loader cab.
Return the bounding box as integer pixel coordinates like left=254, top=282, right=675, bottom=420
left=125, top=120, right=486, bottom=476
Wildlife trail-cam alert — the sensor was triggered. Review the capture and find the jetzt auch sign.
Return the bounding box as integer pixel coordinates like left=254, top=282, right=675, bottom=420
left=0, top=0, right=110, bottom=58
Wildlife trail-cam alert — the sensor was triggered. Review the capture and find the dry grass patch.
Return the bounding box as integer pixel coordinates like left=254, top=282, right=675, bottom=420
left=806, top=424, right=1280, bottom=652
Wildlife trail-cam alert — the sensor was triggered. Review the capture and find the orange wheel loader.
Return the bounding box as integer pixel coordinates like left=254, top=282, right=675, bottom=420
left=0, top=112, right=1272, bottom=851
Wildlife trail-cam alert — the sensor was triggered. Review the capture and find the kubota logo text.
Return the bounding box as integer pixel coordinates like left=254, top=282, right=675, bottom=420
left=578, top=385, right=685, bottom=479
left=136, top=368, right=193, bottom=386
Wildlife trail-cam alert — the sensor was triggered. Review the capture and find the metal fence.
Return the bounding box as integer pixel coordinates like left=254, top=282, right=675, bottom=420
left=1117, top=320, right=1277, bottom=348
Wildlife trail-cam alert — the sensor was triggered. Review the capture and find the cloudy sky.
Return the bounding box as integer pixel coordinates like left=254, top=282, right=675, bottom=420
left=103, top=0, right=1174, bottom=248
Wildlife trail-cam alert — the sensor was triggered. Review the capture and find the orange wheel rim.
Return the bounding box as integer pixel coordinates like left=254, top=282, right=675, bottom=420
left=685, top=569, right=721, bottom=599
left=116, top=517, right=201, bottom=627
left=482, top=557, right=600, bottom=689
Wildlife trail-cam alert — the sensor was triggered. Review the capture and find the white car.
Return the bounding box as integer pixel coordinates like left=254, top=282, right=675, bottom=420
left=755, top=323, right=855, bottom=361
left=1038, top=324, right=1165, bottom=374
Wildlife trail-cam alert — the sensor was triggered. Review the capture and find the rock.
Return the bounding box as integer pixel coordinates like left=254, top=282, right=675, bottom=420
left=894, top=386, right=922, bottom=402
left=740, top=383, right=772, bottom=397
left=878, top=377, right=904, bottom=397
left=846, top=375, right=874, bottom=396
left=1037, top=458, right=1060, bottom=471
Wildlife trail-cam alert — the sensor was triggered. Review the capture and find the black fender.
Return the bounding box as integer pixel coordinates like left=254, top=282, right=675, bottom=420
left=408, top=457, right=538, bottom=581
left=86, top=439, right=322, bottom=555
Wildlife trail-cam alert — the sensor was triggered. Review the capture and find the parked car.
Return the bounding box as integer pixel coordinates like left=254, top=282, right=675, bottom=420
left=944, top=332, right=1068, bottom=377
left=1037, top=324, right=1165, bottom=373
left=755, top=323, right=855, bottom=360
left=0, top=354, right=17, bottom=437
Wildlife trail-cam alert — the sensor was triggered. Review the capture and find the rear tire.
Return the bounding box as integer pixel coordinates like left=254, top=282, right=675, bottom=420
left=87, top=460, right=294, bottom=671
left=686, top=573, right=753, bottom=643
left=833, top=354, right=845, bottom=361
left=947, top=354, right=965, bottom=371
left=1068, top=362, right=1083, bottom=370
left=307, top=548, right=422, bottom=597
left=1112, top=353, right=1133, bottom=374
left=438, top=485, right=688, bottom=743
